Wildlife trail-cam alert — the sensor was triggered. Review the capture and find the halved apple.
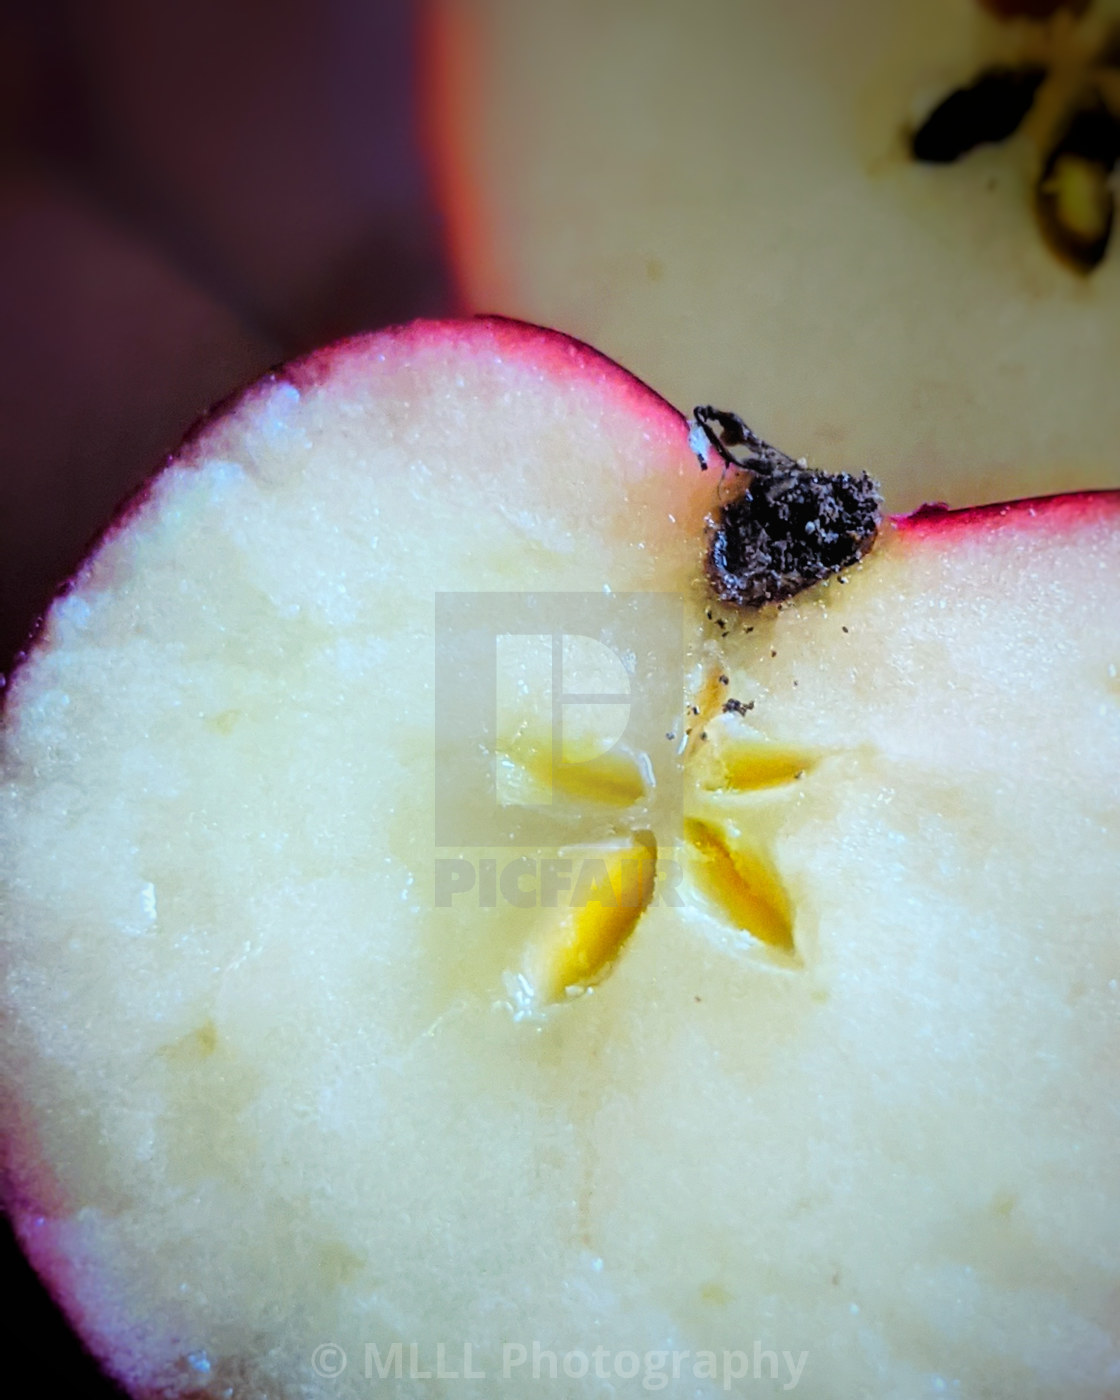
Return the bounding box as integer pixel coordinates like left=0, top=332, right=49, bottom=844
left=2, top=317, right=1118, bottom=1397
left=425, top=0, right=1120, bottom=509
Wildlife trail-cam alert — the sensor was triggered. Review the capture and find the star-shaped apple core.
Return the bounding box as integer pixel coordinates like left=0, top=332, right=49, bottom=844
left=512, top=666, right=813, bottom=1012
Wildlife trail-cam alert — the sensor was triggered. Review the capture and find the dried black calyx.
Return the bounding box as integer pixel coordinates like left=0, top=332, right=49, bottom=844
left=911, top=66, right=1046, bottom=164
left=1035, top=93, right=1120, bottom=272
left=691, top=407, right=882, bottom=609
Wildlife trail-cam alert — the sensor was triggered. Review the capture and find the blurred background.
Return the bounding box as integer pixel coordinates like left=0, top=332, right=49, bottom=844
left=0, top=0, right=452, bottom=678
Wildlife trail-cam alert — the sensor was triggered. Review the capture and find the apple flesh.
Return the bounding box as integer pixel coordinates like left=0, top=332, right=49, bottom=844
left=2, top=317, right=1119, bottom=1398
left=425, top=0, right=1120, bottom=509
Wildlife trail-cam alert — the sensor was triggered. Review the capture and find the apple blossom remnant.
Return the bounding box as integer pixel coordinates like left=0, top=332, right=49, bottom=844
left=909, top=0, right=1120, bottom=271
left=689, top=406, right=881, bottom=608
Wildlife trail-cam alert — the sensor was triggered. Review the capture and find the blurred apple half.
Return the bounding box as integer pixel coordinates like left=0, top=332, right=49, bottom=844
left=425, top=0, right=1120, bottom=509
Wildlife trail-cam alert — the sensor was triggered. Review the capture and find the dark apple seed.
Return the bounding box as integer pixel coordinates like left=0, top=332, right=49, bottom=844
left=911, top=66, right=1047, bottom=164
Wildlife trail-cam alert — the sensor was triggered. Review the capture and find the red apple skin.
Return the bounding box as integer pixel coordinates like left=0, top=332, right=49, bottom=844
left=1, top=315, right=1118, bottom=1399
left=283, top=315, right=687, bottom=437
left=898, top=491, right=1120, bottom=540
left=0, top=316, right=683, bottom=689
left=5, top=314, right=1118, bottom=692
left=3, top=311, right=1118, bottom=743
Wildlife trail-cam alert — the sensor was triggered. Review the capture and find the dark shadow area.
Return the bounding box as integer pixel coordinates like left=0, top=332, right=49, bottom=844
left=0, top=0, right=452, bottom=672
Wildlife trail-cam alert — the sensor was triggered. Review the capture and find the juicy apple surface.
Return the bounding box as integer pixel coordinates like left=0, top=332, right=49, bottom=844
left=425, top=0, right=1120, bottom=509
left=1, top=317, right=1119, bottom=1399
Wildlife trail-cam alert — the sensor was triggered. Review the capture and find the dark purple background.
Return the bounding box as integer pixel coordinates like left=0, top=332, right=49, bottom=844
left=0, top=0, right=452, bottom=1389
left=0, top=0, right=452, bottom=673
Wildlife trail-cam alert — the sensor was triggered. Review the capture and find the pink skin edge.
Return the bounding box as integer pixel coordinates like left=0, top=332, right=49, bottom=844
left=1, top=316, right=682, bottom=686
left=284, top=313, right=689, bottom=448
left=895, top=490, right=1120, bottom=538
left=4, top=313, right=1117, bottom=686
